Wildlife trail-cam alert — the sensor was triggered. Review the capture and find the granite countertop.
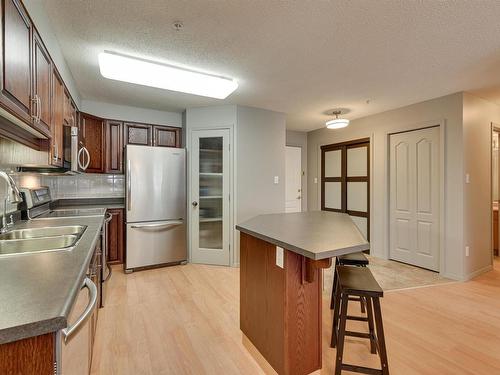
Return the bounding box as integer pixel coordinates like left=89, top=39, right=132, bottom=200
left=0, top=198, right=124, bottom=345
left=236, top=211, right=369, bottom=260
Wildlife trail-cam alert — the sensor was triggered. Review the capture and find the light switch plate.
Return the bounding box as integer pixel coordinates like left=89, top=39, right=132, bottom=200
left=465, top=173, right=470, bottom=184
left=276, top=246, right=284, bottom=268
left=274, top=176, right=279, bottom=184
left=314, top=177, right=318, bottom=184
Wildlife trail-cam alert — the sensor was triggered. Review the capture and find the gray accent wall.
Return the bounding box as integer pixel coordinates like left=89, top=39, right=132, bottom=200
left=185, top=105, right=286, bottom=266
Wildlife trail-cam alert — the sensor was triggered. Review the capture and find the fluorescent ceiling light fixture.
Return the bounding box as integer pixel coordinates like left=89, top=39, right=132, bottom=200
left=98, top=51, right=238, bottom=99
left=325, top=111, right=349, bottom=129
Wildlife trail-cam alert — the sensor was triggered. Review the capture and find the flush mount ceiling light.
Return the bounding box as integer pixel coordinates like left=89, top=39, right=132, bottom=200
left=325, top=110, right=350, bottom=129
left=98, top=51, right=238, bottom=99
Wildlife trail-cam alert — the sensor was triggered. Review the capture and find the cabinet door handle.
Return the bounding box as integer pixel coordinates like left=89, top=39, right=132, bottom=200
left=61, top=277, right=97, bottom=342
left=31, top=95, right=38, bottom=122
left=37, top=96, right=41, bottom=123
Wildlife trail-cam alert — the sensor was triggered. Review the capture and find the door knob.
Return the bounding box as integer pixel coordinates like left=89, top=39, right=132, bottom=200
left=192, top=201, right=198, bottom=207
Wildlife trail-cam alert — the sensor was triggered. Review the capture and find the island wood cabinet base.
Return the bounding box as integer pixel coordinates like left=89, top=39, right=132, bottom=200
left=240, top=232, right=331, bottom=375
left=0, top=333, right=54, bottom=375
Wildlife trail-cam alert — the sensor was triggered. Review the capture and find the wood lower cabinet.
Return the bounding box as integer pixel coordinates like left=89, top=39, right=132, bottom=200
left=124, top=122, right=152, bottom=146
left=153, top=125, right=181, bottom=147
left=0, top=0, right=33, bottom=126
left=105, top=120, right=123, bottom=173
left=80, top=113, right=105, bottom=173
left=107, top=208, right=124, bottom=264
left=0, top=333, right=55, bottom=375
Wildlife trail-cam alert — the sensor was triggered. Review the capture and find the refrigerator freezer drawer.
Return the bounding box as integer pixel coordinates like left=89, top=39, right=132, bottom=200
left=126, top=220, right=187, bottom=270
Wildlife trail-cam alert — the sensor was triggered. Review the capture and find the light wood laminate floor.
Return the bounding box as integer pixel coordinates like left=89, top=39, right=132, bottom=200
left=91, top=260, right=500, bottom=375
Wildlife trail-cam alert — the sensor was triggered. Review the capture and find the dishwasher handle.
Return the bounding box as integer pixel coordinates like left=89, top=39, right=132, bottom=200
left=61, top=277, right=98, bottom=342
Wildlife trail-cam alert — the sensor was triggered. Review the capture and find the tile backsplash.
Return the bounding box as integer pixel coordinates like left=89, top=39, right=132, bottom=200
left=9, top=173, right=125, bottom=200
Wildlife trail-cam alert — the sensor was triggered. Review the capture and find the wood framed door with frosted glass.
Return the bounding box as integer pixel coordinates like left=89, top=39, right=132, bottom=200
left=321, top=138, right=370, bottom=241
left=190, top=129, right=231, bottom=266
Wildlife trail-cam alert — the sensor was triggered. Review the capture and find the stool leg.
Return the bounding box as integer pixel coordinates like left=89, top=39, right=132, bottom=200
left=365, top=296, right=377, bottom=354
left=359, top=265, right=367, bottom=313
left=331, top=278, right=341, bottom=348
left=373, top=297, right=389, bottom=375
left=334, top=294, right=349, bottom=375
left=330, top=258, right=339, bottom=309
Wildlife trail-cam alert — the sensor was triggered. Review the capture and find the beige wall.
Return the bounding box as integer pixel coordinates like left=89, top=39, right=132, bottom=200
left=286, top=130, right=308, bottom=211
left=307, top=93, right=464, bottom=279
left=462, top=92, right=500, bottom=278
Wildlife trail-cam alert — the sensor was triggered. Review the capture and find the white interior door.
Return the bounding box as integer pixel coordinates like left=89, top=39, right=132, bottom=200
left=389, top=127, right=440, bottom=271
left=190, top=129, right=230, bottom=266
left=285, top=146, right=302, bottom=212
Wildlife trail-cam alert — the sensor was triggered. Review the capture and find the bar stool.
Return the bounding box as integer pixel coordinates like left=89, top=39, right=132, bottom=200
left=330, top=252, right=369, bottom=312
left=332, top=265, right=389, bottom=375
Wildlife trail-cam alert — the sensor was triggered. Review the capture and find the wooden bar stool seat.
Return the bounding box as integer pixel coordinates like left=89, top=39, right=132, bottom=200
left=338, top=252, right=369, bottom=266
left=332, top=265, right=389, bottom=375
left=330, top=252, right=369, bottom=311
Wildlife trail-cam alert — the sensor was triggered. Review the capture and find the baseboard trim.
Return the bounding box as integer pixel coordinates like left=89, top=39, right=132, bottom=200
left=463, top=265, right=493, bottom=281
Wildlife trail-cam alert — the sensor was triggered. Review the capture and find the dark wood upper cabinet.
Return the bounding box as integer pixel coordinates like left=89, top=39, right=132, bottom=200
left=106, top=208, right=124, bottom=264
left=51, top=71, right=64, bottom=167
left=0, top=0, right=33, bottom=125
left=63, top=89, right=77, bottom=126
left=105, top=120, right=123, bottom=174
left=80, top=113, right=105, bottom=173
left=32, top=29, right=51, bottom=134
left=153, top=125, right=181, bottom=147
left=124, top=122, right=152, bottom=146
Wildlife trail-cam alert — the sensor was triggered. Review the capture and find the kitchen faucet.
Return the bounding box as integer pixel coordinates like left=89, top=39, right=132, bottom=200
left=0, top=171, right=22, bottom=234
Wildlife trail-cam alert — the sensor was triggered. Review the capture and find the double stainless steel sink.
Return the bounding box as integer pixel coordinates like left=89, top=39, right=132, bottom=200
left=0, top=225, right=87, bottom=256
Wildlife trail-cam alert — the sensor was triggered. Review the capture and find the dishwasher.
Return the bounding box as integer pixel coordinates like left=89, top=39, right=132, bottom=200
left=56, top=245, right=100, bottom=375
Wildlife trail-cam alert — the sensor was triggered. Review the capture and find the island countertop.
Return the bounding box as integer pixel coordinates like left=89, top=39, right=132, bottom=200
left=236, top=211, right=369, bottom=260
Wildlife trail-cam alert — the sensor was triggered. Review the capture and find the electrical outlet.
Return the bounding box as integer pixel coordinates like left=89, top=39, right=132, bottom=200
left=465, top=246, right=470, bottom=257
left=465, top=174, right=470, bottom=184
left=314, top=177, right=318, bottom=184
left=276, top=246, right=284, bottom=268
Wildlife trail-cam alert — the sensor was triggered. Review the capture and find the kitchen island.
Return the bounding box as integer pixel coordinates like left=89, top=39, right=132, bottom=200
left=236, top=211, right=369, bottom=375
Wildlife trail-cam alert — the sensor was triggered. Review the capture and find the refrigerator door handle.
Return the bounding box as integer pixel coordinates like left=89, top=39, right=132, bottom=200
left=130, top=220, right=184, bottom=229
left=127, top=159, right=131, bottom=211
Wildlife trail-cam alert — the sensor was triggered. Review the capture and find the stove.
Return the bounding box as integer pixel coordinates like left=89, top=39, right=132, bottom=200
left=37, top=207, right=106, bottom=219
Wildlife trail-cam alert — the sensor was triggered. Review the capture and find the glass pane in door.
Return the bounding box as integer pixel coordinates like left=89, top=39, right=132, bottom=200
left=199, top=137, right=223, bottom=249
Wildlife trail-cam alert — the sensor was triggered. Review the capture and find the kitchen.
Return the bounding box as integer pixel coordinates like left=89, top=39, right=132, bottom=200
left=2, top=1, right=500, bottom=375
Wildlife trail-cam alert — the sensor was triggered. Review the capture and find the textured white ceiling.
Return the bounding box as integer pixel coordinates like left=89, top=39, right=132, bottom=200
left=42, top=0, right=500, bottom=131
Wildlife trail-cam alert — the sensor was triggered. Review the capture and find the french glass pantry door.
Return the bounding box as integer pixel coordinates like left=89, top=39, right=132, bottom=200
left=190, top=129, right=230, bottom=265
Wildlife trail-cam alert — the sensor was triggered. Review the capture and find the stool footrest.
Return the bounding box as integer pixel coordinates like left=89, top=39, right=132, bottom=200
left=347, top=315, right=369, bottom=322
left=345, top=331, right=371, bottom=339
left=341, top=363, right=383, bottom=375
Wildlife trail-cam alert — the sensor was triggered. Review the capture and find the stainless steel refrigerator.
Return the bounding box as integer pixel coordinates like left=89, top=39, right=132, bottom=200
left=125, top=145, right=187, bottom=272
